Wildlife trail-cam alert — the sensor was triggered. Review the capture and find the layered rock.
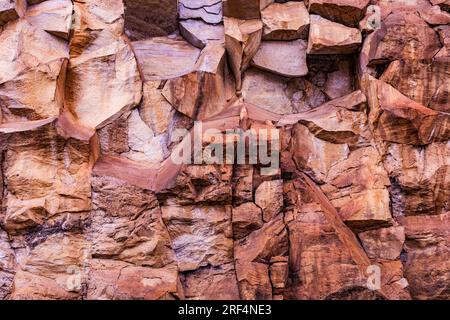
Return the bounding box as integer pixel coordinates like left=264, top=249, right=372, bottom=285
left=261, top=1, right=309, bottom=40
left=307, top=0, right=370, bottom=27
left=307, top=15, right=362, bottom=54
left=251, top=40, right=308, bottom=77
left=0, top=0, right=26, bottom=26
left=123, top=0, right=178, bottom=40
left=0, top=19, right=68, bottom=122
left=0, top=0, right=449, bottom=302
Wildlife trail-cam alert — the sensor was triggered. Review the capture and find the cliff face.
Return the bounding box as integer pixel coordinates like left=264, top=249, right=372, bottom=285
left=0, top=0, right=449, bottom=300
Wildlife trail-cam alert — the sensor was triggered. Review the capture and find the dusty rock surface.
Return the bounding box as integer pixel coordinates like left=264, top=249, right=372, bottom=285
left=0, top=0, right=448, bottom=301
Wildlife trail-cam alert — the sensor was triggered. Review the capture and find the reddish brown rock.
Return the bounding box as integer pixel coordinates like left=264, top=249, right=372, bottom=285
left=261, top=1, right=310, bottom=40
left=124, top=0, right=178, bottom=40
left=2, top=124, right=92, bottom=233
left=0, top=19, right=68, bottom=122
left=241, top=69, right=328, bottom=114
left=0, top=229, right=15, bottom=299
left=368, top=12, right=441, bottom=63
left=24, top=0, right=73, bottom=40
left=161, top=205, right=233, bottom=272
left=307, top=15, right=362, bottom=54
left=232, top=202, right=263, bottom=239
left=0, top=0, right=26, bottom=26
left=380, top=59, right=450, bottom=113
left=223, top=0, right=273, bottom=20
left=367, top=78, right=450, bottom=145
left=255, top=179, right=284, bottom=222
left=179, top=0, right=223, bottom=24
left=307, top=0, right=370, bottom=27
left=380, top=142, right=449, bottom=217
left=235, top=214, right=288, bottom=299
left=182, top=263, right=240, bottom=299
left=10, top=233, right=89, bottom=300
left=402, top=213, right=450, bottom=299
left=224, top=17, right=263, bottom=92
left=251, top=40, right=308, bottom=77
left=179, top=19, right=224, bottom=49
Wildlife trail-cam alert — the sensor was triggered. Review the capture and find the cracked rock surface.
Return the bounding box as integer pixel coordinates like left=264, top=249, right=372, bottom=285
left=0, top=0, right=448, bottom=300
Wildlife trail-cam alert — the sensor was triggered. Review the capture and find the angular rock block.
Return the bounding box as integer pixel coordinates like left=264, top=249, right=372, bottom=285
left=0, top=0, right=26, bottom=26
left=25, top=0, right=73, bottom=39
left=307, top=15, right=362, bottom=54
left=0, top=19, right=68, bottom=122
left=223, top=0, right=273, bottom=20
left=251, top=40, right=308, bottom=77
left=261, top=1, right=310, bottom=40
left=124, top=0, right=178, bottom=40
left=179, top=0, right=223, bottom=24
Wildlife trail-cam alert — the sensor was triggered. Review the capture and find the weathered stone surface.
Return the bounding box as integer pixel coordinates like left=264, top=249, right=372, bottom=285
left=235, top=214, right=288, bottom=299
left=307, top=15, right=362, bottom=54
left=0, top=228, right=15, bottom=299
left=0, top=0, right=449, bottom=301
left=368, top=12, right=441, bottom=63
left=10, top=233, right=89, bottom=300
left=0, top=19, right=68, bottom=122
left=161, top=205, right=233, bottom=272
left=242, top=69, right=328, bottom=114
left=435, top=25, right=450, bottom=59
left=380, top=59, right=450, bottom=113
left=179, top=19, right=224, bottom=49
left=402, top=213, right=450, bottom=299
left=124, top=0, right=178, bottom=40
left=367, top=78, right=450, bottom=145
left=307, top=0, right=370, bottom=27
left=182, top=263, right=240, bottom=299
left=87, top=259, right=180, bottom=300
left=133, top=36, right=201, bottom=81
left=251, top=40, right=308, bottom=77
left=279, top=91, right=370, bottom=146
left=359, top=226, right=405, bottom=260
left=179, top=0, right=223, bottom=24
left=380, top=142, right=449, bottom=217
left=261, top=1, right=309, bottom=40
left=255, top=180, right=284, bottom=222
left=2, top=124, right=92, bottom=233
left=223, top=0, right=273, bottom=20
left=225, top=17, right=263, bottom=92
left=232, top=202, right=263, bottom=239
left=25, top=0, right=73, bottom=39
left=0, top=0, right=26, bottom=26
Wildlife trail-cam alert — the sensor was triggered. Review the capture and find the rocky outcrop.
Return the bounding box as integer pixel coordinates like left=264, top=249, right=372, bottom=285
left=0, top=0, right=448, bottom=301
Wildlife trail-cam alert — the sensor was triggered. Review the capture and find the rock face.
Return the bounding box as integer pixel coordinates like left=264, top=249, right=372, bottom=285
left=0, top=0, right=449, bottom=301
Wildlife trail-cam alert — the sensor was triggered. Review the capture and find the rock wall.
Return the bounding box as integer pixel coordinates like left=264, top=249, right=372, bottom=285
left=0, top=0, right=449, bottom=300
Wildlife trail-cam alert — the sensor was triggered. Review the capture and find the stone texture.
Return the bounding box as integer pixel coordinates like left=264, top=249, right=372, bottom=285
left=251, top=40, right=308, bottom=77
left=0, top=0, right=26, bottom=26
left=380, top=59, right=450, bottom=113
left=24, top=0, right=73, bottom=40
left=179, top=19, right=224, bottom=49
left=223, top=0, right=273, bottom=20
left=0, top=19, right=68, bottom=122
left=307, top=0, right=370, bottom=27
left=261, top=1, right=310, bottom=40
left=124, top=0, right=178, bottom=40
left=0, top=0, right=449, bottom=301
left=307, top=15, right=362, bottom=54
left=224, top=17, right=263, bottom=92
left=241, top=68, right=328, bottom=114
left=179, top=0, right=223, bottom=24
